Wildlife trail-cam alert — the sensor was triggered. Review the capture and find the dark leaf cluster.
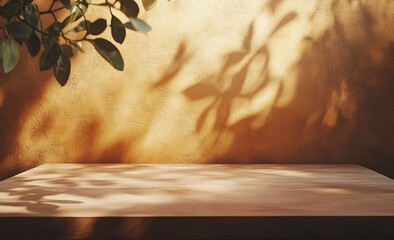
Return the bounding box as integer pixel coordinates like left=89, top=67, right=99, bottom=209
left=0, top=0, right=156, bottom=86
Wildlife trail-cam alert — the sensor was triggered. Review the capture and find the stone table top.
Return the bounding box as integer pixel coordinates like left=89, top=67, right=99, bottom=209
left=1, top=164, right=394, bottom=217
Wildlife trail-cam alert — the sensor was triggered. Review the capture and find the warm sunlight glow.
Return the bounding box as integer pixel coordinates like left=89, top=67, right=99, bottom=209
left=0, top=0, right=393, bottom=177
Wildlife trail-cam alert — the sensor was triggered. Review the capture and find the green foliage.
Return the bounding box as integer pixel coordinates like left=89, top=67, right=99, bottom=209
left=1, top=38, right=19, bottom=73
left=0, top=0, right=156, bottom=86
left=89, top=37, right=124, bottom=71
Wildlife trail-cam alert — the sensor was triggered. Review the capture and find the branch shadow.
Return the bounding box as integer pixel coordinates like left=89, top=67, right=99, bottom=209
left=208, top=0, right=394, bottom=177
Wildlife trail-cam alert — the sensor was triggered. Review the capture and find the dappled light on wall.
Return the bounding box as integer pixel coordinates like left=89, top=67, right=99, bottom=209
left=0, top=0, right=393, bottom=179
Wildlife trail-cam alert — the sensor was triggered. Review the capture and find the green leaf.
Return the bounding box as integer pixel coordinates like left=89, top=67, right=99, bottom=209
left=1, top=39, right=19, bottom=73
left=142, top=0, right=157, bottom=11
left=53, top=53, right=71, bottom=86
left=60, top=45, right=73, bottom=58
left=124, top=18, right=151, bottom=32
left=27, top=32, right=40, bottom=57
left=69, top=0, right=89, bottom=22
left=40, top=43, right=61, bottom=71
left=111, top=15, right=126, bottom=44
left=24, top=4, right=40, bottom=28
left=0, top=0, right=21, bottom=20
left=69, top=40, right=84, bottom=53
left=42, top=22, right=62, bottom=47
left=72, top=20, right=92, bottom=32
left=60, top=0, right=72, bottom=8
left=90, top=38, right=124, bottom=71
left=6, top=21, right=33, bottom=40
left=89, top=18, right=107, bottom=35
left=14, top=37, right=24, bottom=46
left=120, top=0, right=139, bottom=18
left=61, top=13, right=79, bottom=29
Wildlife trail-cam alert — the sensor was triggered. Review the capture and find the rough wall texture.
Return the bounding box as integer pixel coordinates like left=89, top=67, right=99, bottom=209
left=1, top=0, right=393, bottom=179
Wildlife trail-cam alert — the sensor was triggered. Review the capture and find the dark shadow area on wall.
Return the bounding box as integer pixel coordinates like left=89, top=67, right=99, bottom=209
left=0, top=34, right=191, bottom=180
left=184, top=0, right=394, bottom=177
left=0, top=3, right=71, bottom=180
left=236, top=0, right=394, bottom=177
left=0, top=44, right=54, bottom=180
left=0, top=3, right=144, bottom=180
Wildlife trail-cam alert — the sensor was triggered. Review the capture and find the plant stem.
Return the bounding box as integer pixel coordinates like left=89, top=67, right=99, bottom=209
left=40, top=6, right=68, bottom=15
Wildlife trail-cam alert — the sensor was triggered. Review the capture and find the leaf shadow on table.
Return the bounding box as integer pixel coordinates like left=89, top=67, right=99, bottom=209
left=2, top=164, right=393, bottom=239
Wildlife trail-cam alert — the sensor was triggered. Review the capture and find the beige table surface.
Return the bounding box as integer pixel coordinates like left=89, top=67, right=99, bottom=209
left=0, top=164, right=394, bottom=217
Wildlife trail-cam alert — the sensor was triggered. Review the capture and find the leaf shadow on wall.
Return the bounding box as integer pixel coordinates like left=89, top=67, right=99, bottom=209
left=0, top=45, right=55, bottom=180
left=0, top=5, right=77, bottom=180
left=70, top=40, right=191, bottom=164
left=183, top=0, right=394, bottom=177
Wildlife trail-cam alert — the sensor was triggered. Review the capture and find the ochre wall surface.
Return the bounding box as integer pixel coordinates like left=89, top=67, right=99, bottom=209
left=1, top=0, right=393, bottom=179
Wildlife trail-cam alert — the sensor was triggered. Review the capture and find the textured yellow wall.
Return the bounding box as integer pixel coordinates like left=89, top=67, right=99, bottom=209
left=1, top=0, right=393, bottom=179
